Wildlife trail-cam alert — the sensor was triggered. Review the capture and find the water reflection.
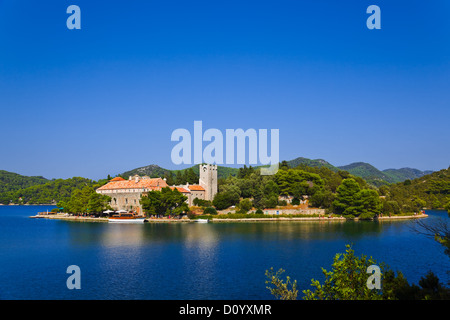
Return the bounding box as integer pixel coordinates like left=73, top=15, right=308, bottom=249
left=183, top=223, right=220, bottom=248
left=180, top=224, right=220, bottom=298
left=64, top=222, right=148, bottom=247
left=64, top=219, right=387, bottom=247
left=4, top=206, right=449, bottom=299
left=59, top=212, right=449, bottom=299
left=199, top=220, right=385, bottom=242
left=100, top=224, right=147, bottom=247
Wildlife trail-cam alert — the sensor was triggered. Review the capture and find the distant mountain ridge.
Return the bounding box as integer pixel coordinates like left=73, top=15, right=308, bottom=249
left=121, top=164, right=172, bottom=179
left=286, top=158, right=433, bottom=185
left=285, top=157, right=337, bottom=171
left=382, top=167, right=434, bottom=182
left=336, top=162, right=395, bottom=185
left=337, top=162, right=433, bottom=185
left=121, top=164, right=239, bottom=180
left=122, top=158, right=434, bottom=186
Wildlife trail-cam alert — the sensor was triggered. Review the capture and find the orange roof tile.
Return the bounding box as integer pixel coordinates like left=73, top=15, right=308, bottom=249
left=110, top=177, right=126, bottom=182
left=188, top=185, right=205, bottom=191
left=170, top=186, right=191, bottom=193
left=97, top=177, right=168, bottom=191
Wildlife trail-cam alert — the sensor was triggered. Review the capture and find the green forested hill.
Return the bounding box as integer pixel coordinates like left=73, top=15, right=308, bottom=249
left=382, top=167, right=434, bottom=183
left=185, top=165, right=239, bottom=179
left=120, top=158, right=433, bottom=187
left=287, top=157, right=338, bottom=171
left=336, top=162, right=434, bottom=186
left=121, top=164, right=172, bottom=179
left=0, top=176, right=99, bottom=205
left=383, top=168, right=450, bottom=212
left=121, top=164, right=239, bottom=180
left=285, top=158, right=433, bottom=185
left=337, top=162, right=395, bottom=186
left=0, top=170, right=49, bottom=193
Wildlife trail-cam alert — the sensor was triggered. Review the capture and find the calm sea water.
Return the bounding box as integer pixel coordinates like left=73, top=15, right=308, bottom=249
left=0, top=206, right=449, bottom=300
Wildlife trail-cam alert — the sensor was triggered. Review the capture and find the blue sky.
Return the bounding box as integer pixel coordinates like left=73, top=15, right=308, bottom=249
left=0, top=0, right=449, bottom=180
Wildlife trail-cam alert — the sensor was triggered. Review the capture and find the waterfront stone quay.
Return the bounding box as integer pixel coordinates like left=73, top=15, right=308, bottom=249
left=30, top=213, right=108, bottom=222
left=29, top=212, right=428, bottom=222
left=29, top=212, right=191, bottom=222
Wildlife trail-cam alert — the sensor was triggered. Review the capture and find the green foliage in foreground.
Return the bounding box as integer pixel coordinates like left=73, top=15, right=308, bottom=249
left=302, top=245, right=386, bottom=300
left=265, top=268, right=298, bottom=300
left=265, top=245, right=450, bottom=300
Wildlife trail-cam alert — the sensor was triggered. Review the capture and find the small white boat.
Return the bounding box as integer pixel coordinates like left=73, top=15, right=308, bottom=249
left=108, top=212, right=146, bottom=223
left=195, top=219, right=209, bottom=223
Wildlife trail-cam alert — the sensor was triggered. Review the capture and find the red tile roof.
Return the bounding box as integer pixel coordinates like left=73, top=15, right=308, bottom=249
left=188, top=185, right=205, bottom=191
left=97, top=177, right=168, bottom=191
left=110, top=177, right=126, bottom=182
left=170, top=186, right=191, bottom=193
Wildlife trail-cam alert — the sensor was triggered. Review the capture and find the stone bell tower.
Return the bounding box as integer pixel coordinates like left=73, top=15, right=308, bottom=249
left=199, top=164, right=218, bottom=201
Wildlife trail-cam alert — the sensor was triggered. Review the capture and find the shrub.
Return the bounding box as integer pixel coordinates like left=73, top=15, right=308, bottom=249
left=238, top=198, right=253, bottom=213
left=193, top=198, right=212, bottom=207
left=213, top=190, right=240, bottom=210
left=264, top=195, right=278, bottom=208
left=203, top=207, right=217, bottom=215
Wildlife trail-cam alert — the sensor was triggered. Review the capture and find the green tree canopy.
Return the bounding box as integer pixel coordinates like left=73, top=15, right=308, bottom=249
left=57, top=185, right=111, bottom=214
left=332, top=178, right=361, bottom=216
left=238, top=198, right=253, bottom=213
left=332, top=178, right=381, bottom=219
left=212, top=187, right=240, bottom=210
left=141, top=187, right=188, bottom=216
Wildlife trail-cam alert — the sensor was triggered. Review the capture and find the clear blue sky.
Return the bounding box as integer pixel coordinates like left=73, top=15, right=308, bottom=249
left=0, top=0, right=449, bottom=180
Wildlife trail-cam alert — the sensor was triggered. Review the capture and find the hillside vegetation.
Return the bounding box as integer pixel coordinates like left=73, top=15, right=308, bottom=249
left=0, top=177, right=101, bottom=205
left=0, top=170, right=49, bottom=193
left=286, top=158, right=433, bottom=186
left=382, top=168, right=450, bottom=213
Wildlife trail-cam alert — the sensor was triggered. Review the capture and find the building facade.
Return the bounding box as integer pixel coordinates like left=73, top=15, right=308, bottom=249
left=96, top=164, right=218, bottom=214
left=199, top=164, right=218, bottom=202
